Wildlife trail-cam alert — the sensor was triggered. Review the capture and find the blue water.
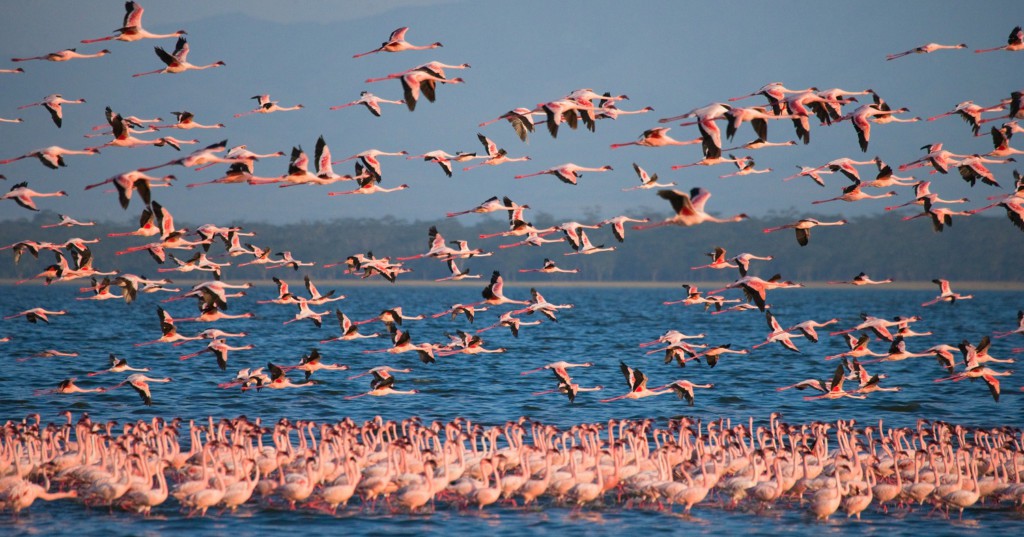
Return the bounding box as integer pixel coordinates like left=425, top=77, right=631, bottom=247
left=1, top=283, right=1023, bottom=534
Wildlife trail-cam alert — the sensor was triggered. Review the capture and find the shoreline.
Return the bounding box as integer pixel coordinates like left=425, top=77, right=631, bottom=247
left=4, top=279, right=1023, bottom=290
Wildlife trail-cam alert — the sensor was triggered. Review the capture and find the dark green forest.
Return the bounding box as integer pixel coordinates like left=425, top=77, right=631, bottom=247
left=1, top=208, right=1021, bottom=285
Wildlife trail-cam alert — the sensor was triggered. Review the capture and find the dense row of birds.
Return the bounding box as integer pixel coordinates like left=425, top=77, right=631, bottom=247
left=1, top=2, right=1023, bottom=451
left=2, top=412, right=1024, bottom=520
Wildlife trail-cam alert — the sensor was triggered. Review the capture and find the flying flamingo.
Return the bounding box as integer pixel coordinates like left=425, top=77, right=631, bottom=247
left=108, top=373, right=173, bottom=406
left=40, top=214, right=95, bottom=229
left=727, top=82, right=815, bottom=114
left=396, top=67, right=465, bottom=111
left=132, top=36, right=225, bottom=77
left=519, top=258, right=579, bottom=274
left=921, top=278, right=974, bottom=306
left=17, top=94, right=86, bottom=128
left=609, top=127, right=701, bottom=149
left=652, top=380, right=714, bottom=406
left=718, top=155, right=772, bottom=178
left=327, top=174, right=409, bottom=196
left=802, top=364, right=867, bottom=401
left=827, top=272, right=893, bottom=286
left=811, top=180, right=897, bottom=204
left=2, top=182, right=67, bottom=211
left=670, top=147, right=746, bottom=170
left=723, top=105, right=796, bottom=141
left=599, top=215, right=649, bottom=242
left=621, top=163, right=675, bottom=191
left=11, top=48, right=110, bottom=62
left=690, top=247, right=737, bottom=271
left=0, top=145, right=100, bottom=169
left=902, top=198, right=973, bottom=232
left=152, top=110, right=224, bottom=130
left=993, top=310, right=1024, bottom=338
left=835, top=103, right=913, bottom=152
left=330, top=91, right=404, bottom=117
left=729, top=252, right=774, bottom=276
left=81, top=2, right=187, bottom=43
left=783, top=165, right=833, bottom=187
left=234, top=95, right=304, bottom=118
left=85, top=170, right=174, bottom=209
left=86, top=106, right=194, bottom=152
left=404, top=149, right=479, bottom=177
left=600, top=362, right=673, bottom=402
left=363, top=329, right=436, bottom=364
left=762, top=218, right=847, bottom=246
left=4, top=307, right=67, bottom=323
left=319, top=310, right=380, bottom=344
left=463, top=134, right=530, bottom=171
left=633, top=188, right=748, bottom=229
left=478, top=108, right=537, bottom=142
left=886, top=42, right=967, bottom=60
left=751, top=311, right=803, bottom=352
left=352, top=27, right=442, bottom=58
left=974, top=25, right=1024, bottom=53
left=86, top=353, right=150, bottom=377
left=514, top=163, right=613, bottom=185
left=927, top=100, right=1006, bottom=135
left=344, top=375, right=418, bottom=398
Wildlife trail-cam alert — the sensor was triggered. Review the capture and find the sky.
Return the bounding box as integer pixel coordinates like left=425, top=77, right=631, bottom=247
left=0, top=1, right=1020, bottom=226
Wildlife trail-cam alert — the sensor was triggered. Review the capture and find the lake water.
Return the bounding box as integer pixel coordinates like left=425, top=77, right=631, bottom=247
left=1, top=283, right=1022, bottom=534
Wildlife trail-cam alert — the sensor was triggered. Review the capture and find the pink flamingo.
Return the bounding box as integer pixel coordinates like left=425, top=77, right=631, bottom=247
left=81, top=2, right=187, bottom=43
left=633, top=188, right=748, bottom=229
left=352, top=27, right=442, bottom=58
left=887, top=42, right=967, bottom=60
left=132, top=36, right=225, bottom=77
left=17, top=94, right=85, bottom=128
left=974, top=25, right=1024, bottom=53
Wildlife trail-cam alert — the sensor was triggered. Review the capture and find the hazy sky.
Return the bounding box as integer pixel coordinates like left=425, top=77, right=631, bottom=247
left=0, top=1, right=1019, bottom=226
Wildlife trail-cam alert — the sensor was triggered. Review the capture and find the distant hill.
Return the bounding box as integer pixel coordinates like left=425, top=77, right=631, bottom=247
left=1, top=209, right=1021, bottom=285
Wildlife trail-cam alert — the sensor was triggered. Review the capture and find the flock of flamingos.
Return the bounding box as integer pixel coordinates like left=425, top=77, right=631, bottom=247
left=1, top=1, right=1023, bottom=522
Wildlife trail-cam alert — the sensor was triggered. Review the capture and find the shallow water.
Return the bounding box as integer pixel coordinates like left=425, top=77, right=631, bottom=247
left=1, top=283, right=1022, bottom=533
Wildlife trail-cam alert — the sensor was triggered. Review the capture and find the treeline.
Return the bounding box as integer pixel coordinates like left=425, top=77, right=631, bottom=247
left=1, top=208, right=1021, bottom=284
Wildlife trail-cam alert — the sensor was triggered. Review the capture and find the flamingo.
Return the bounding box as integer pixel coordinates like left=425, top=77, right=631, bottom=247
left=429, top=303, right=487, bottom=323
left=600, top=362, right=672, bottom=402
left=609, top=127, right=701, bottom=149
left=330, top=91, right=404, bottom=117
left=476, top=310, right=539, bottom=338
left=564, top=229, right=614, bottom=256
left=887, top=42, right=967, bottom=60
left=902, top=198, right=973, bottom=232
left=598, top=215, right=649, bottom=242
left=132, top=36, right=225, bottom=77
left=40, top=214, right=95, bottom=228
left=478, top=108, right=537, bottom=142
left=17, top=94, right=86, bottom=128
left=653, top=380, right=714, bottom=406
left=811, top=180, right=898, bottom=204
left=514, top=163, right=613, bottom=185
left=934, top=342, right=1012, bottom=401
left=724, top=104, right=799, bottom=142
left=447, top=195, right=524, bottom=218
left=803, top=364, right=867, bottom=401
left=751, top=311, right=803, bottom=353
left=718, top=155, right=772, bottom=178
left=43, top=378, right=105, bottom=395
left=670, top=146, right=746, bottom=170
left=327, top=174, right=409, bottom=196
left=690, top=247, right=737, bottom=271
left=783, top=165, right=833, bottom=187
left=762, top=218, right=847, bottom=246
left=861, top=157, right=918, bottom=188
left=85, top=170, right=175, bottom=209
left=87, top=106, right=194, bottom=152
left=352, top=27, right=442, bottom=58
left=975, top=25, right=1024, bottom=53
left=729, top=252, right=774, bottom=276
left=179, top=339, right=254, bottom=371
left=11, top=47, right=110, bottom=62
left=397, top=67, right=465, bottom=111
left=993, top=310, right=1024, bottom=338
left=827, top=272, right=893, bottom=286
left=81, top=2, right=187, bottom=43
left=633, top=188, right=748, bottom=229
left=899, top=142, right=970, bottom=174
left=152, top=110, right=224, bottom=130
left=928, top=100, right=1006, bottom=135
left=0, top=146, right=100, bottom=169
left=836, top=103, right=914, bottom=151
left=727, top=82, right=815, bottom=114
left=2, top=182, right=67, bottom=211
left=406, top=149, right=479, bottom=177
left=518, top=258, right=579, bottom=274
left=476, top=271, right=529, bottom=307
left=463, top=134, right=530, bottom=171
left=921, top=278, right=974, bottom=306
left=344, top=375, right=419, bottom=398
left=621, top=162, right=675, bottom=191
left=956, top=154, right=1014, bottom=187
left=109, top=373, right=172, bottom=406
left=234, top=95, right=304, bottom=118
left=533, top=98, right=602, bottom=138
